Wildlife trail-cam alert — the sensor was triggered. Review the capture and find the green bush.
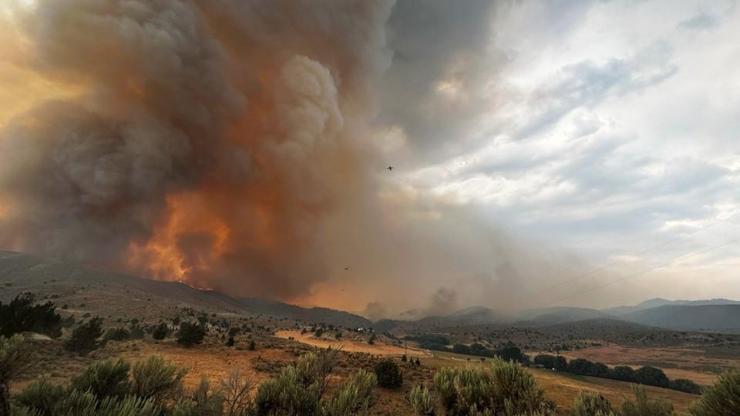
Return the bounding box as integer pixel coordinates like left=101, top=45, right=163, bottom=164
left=176, top=322, right=206, bottom=347
left=409, top=385, right=435, bottom=416
left=152, top=322, right=169, bottom=340
left=0, top=294, right=62, bottom=338
left=253, top=349, right=375, bottom=416
left=669, top=378, right=701, bottom=394
left=65, top=317, right=103, bottom=354
left=254, top=365, right=321, bottom=415
left=534, top=355, right=567, bottom=371
left=14, top=378, right=66, bottom=416
left=634, top=366, right=669, bottom=388
left=172, top=378, right=224, bottom=416
left=374, top=360, right=402, bottom=389
left=54, top=389, right=159, bottom=416
left=71, top=359, right=131, bottom=399
left=322, top=369, right=376, bottom=416
left=104, top=327, right=131, bottom=342
left=433, top=359, right=555, bottom=416
left=571, top=392, right=614, bottom=416
left=130, top=356, right=186, bottom=404
left=619, top=387, right=673, bottom=416
left=689, top=370, right=739, bottom=416
left=609, top=366, right=636, bottom=382
left=1, top=335, right=32, bottom=415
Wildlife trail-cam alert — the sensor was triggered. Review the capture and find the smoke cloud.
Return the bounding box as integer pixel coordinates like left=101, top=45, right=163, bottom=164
left=0, top=0, right=588, bottom=317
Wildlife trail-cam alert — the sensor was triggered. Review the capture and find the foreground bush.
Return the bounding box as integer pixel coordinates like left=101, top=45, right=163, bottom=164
left=409, top=385, right=435, bottom=416
left=71, top=359, right=131, bottom=400
left=254, top=348, right=376, bottom=416
left=570, top=388, right=675, bottom=416
left=689, top=370, right=740, bottom=416
left=434, top=358, right=555, bottom=415
left=16, top=387, right=159, bottom=416
left=321, top=369, right=376, bottom=416
left=130, top=356, right=186, bottom=404
left=14, top=377, right=66, bottom=416
left=571, top=392, right=614, bottom=416
left=0, top=335, right=32, bottom=416
left=619, top=387, right=673, bottom=416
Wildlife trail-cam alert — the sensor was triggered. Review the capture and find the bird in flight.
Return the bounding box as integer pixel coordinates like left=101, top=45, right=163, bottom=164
left=344, top=267, right=350, bottom=271
left=387, top=166, right=393, bottom=171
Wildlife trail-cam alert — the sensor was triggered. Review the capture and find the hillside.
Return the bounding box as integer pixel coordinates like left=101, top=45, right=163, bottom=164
left=622, top=304, right=740, bottom=333
left=0, top=250, right=370, bottom=328
left=514, top=306, right=608, bottom=326
left=607, top=297, right=740, bottom=315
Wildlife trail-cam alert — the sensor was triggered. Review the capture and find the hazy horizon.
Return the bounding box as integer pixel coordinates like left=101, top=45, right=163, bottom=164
left=0, top=0, right=738, bottom=318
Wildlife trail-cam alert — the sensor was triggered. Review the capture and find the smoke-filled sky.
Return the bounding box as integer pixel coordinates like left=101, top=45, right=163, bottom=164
left=0, top=0, right=738, bottom=318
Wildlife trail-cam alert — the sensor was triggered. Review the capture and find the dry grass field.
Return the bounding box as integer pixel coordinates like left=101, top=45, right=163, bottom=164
left=552, top=343, right=740, bottom=386
left=275, top=329, right=430, bottom=357
left=10, top=331, right=714, bottom=416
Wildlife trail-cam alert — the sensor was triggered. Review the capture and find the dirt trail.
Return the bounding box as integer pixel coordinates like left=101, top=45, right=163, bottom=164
left=275, top=330, right=430, bottom=357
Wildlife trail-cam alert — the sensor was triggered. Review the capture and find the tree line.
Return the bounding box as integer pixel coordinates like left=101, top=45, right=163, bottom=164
left=533, top=354, right=702, bottom=394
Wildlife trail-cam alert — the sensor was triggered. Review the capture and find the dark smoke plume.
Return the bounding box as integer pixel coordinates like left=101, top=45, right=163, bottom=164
left=0, top=0, right=587, bottom=316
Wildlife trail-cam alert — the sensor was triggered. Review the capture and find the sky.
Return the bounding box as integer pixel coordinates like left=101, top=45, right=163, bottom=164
left=0, top=0, right=738, bottom=316
left=373, top=0, right=740, bottom=310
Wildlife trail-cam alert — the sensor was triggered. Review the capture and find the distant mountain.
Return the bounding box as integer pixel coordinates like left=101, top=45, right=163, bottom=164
left=239, top=297, right=371, bottom=328
left=0, top=250, right=370, bottom=328
left=622, top=304, right=740, bottom=333
left=410, top=306, right=511, bottom=328
left=514, top=307, right=608, bottom=326
left=606, top=298, right=740, bottom=316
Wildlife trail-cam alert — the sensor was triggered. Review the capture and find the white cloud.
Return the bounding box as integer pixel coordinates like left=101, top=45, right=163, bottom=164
left=393, top=0, right=740, bottom=303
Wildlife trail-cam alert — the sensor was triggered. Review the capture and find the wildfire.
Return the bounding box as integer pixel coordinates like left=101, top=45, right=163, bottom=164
left=127, top=192, right=231, bottom=284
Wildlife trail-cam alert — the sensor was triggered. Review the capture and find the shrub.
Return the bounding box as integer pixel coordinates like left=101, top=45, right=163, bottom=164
left=104, top=327, right=131, bottom=341
left=248, top=340, right=256, bottom=351
left=14, top=377, right=66, bottom=416
left=0, top=335, right=32, bottom=414
left=374, top=360, right=402, bottom=389
left=130, top=356, right=186, bottom=404
left=534, top=354, right=567, bottom=371
left=495, top=343, right=528, bottom=364
left=221, top=370, right=253, bottom=416
left=0, top=294, right=62, bottom=338
left=689, top=370, right=739, bottom=416
left=322, top=369, right=377, bottom=416
left=254, top=350, right=373, bottom=416
left=225, top=336, right=235, bottom=347
left=152, top=322, right=169, bottom=340
left=57, top=390, right=159, bottom=416
left=253, top=365, right=321, bottom=415
left=568, top=358, right=598, bottom=376
left=670, top=378, right=701, bottom=394
left=65, top=317, right=103, bottom=354
left=174, top=378, right=224, bottom=416
left=571, top=392, right=614, bottom=416
left=71, top=359, right=131, bottom=399
left=409, top=385, right=435, bottom=416
left=176, top=322, right=205, bottom=347
left=433, top=359, right=555, bottom=416
left=128, top=323, right=145, bottom=339
left=620, top=386, right=673, bottom=416
left=634, top=366, right=669, bottom=388
left=609, top=366, right=636, bottom=382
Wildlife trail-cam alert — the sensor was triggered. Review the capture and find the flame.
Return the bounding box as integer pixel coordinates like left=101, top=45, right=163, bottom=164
left=127, top=192, right=231, bottom=283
